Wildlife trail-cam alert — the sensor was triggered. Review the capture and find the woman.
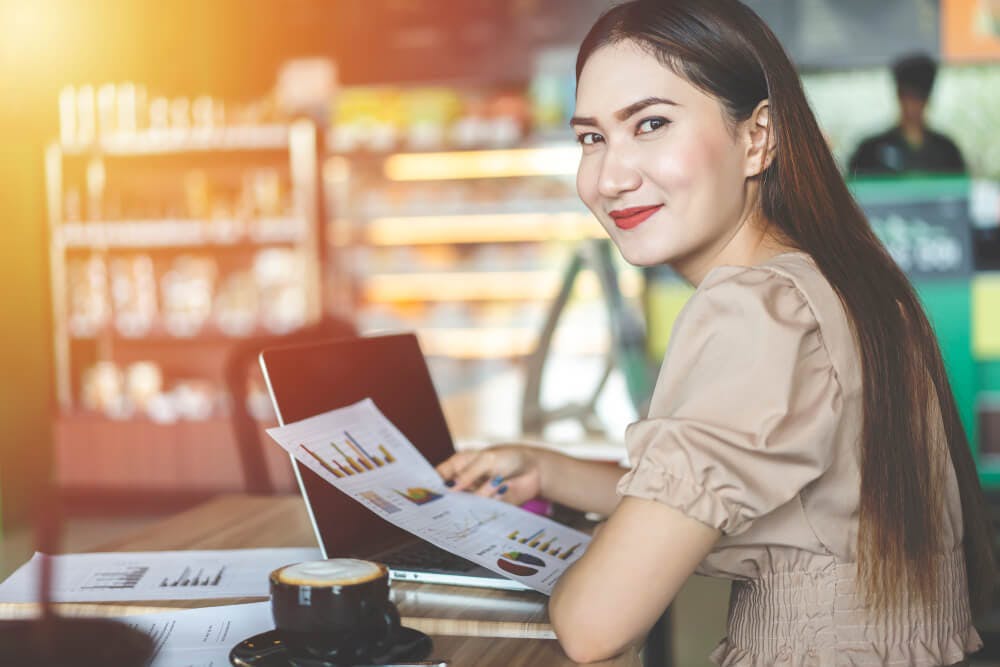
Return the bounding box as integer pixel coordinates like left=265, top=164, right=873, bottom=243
left=436, top=1, right=994, bottom=664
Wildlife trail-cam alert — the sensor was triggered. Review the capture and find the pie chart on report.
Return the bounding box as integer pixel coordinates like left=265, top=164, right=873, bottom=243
left=497, top=551, right=546, bottom=577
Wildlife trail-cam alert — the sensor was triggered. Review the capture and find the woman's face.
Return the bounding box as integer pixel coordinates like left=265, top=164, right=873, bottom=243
left=573, top=41, right=758, bottom=275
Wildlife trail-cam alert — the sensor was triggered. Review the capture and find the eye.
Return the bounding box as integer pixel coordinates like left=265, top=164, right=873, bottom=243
left=636, top=117, right=668, bottom=134
left=576, top=132, right=604, bottom=146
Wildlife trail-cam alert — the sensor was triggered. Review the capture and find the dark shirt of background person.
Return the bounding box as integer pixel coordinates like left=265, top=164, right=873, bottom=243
left=848, top=52, right=966, bottom=175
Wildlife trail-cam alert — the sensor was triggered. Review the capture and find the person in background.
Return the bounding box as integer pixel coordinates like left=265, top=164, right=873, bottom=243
left=848, top=52, right=966, bottom=175
left=437, top=1, right=993, bottom=664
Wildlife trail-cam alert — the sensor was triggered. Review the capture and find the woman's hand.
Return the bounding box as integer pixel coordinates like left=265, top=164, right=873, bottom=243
left=439, top=445, right=625, bottom=517
left=435, top=446, right=543, bottom=506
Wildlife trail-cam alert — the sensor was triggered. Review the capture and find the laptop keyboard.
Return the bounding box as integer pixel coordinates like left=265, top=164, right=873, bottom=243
left=377, top=541, right=479, bottom=573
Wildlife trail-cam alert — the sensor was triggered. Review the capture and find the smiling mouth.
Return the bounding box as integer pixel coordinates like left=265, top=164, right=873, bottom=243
left=608, top=205, right=663, bottom=230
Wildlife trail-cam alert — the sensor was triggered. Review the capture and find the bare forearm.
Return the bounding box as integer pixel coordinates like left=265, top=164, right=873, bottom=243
left=531, top=448, right=625, bottom=516
left=548, top=498, right=721, bottom=663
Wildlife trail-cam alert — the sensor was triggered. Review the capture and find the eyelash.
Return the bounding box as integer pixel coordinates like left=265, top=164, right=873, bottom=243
left=575, top=116, right=670, bottom=146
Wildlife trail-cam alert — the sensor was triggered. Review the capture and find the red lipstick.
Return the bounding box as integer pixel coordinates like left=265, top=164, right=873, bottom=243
left=608, top=205, right=662, bottom=230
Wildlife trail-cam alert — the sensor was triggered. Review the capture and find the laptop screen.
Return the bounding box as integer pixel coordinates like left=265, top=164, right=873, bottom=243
left=259, top=332, right=456, bottom=556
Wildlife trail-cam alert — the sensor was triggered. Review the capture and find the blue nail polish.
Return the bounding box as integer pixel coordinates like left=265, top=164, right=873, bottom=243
left=497, top=484, right=509, bottom=495
left=445, top=480, right=455, bottom=488
left=490, top=475, right=504, bottom=487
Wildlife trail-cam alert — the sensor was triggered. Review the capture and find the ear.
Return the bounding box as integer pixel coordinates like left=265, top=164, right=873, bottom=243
left=743, top=100, right=776, bottom=178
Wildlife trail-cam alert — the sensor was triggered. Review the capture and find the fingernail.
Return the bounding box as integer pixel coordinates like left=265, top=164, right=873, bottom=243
left=497, top=484, right=509, bottom=495
left=490, top=475, right=504, bottom=487
left=445, top=480, right=455, bottom=488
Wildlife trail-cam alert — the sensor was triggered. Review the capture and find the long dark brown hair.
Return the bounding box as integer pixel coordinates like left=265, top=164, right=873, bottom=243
left=577, top=0, right=993, bottom=613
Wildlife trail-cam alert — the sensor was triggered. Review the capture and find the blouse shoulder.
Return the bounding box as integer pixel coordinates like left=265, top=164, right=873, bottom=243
left=618, top=254, right=846, bottom=534
left=668, top=257, right=824, bottom=370
left=695, top=252, right=820, bottom=315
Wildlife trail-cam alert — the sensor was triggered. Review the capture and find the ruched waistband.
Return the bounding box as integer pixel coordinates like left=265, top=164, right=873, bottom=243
left=711, top=548, right=982, bottom=666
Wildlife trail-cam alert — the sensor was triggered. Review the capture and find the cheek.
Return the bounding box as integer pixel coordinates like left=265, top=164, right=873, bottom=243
left=689, top=134, right=725, bottom=173
left=643, top=135, right=714, bottom=194
left=672, top=131, right=743, bottom=199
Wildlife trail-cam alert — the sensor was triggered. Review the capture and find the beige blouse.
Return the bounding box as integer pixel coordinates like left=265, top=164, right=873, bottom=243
left=617, top=252, right=980, bottom=666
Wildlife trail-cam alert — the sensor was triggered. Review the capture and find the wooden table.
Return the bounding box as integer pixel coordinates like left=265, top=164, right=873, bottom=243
left=6, top=494, right=642, bottom=667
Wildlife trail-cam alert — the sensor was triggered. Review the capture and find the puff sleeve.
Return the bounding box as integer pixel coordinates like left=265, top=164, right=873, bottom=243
left=616, top=266, right=843, bottom=535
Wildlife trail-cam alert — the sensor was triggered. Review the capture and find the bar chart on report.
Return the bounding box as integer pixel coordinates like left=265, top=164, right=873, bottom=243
left=160, top=565, right=226, bottom=588
left=266, top=399, right=594, bottom=594
left=507, top=529, right=582, bottom=560
left=79, top=566, right=150, bottom=590
left=299, top=430, right=398, bottom=478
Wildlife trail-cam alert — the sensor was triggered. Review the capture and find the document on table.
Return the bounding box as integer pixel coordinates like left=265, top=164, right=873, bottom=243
left=115, top=601, right=272, bottom=667
left=0, top=547, right=320, bottom=603
left=265, top=398, right=591, bottom=594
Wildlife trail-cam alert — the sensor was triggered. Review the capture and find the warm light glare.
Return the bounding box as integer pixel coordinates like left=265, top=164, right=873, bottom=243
left=323, top=156, right=351, bottom=184
left=0, top=0, right=67, bottom=66
left=59, top=86, right=76, bottom=144
left=383, top=146, right=580, bottom=181
left=1, top=1, right=46, bottom=35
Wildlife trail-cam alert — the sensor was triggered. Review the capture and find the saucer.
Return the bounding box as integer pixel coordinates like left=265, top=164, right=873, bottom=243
left=229, top=625, right=432, bottom=667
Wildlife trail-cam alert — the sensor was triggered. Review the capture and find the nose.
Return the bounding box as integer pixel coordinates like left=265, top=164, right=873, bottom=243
left=596, top=143, right=641, bottom=199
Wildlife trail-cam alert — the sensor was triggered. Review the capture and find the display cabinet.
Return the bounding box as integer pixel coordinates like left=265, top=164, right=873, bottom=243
left=47, top=97, right=325, bottom=505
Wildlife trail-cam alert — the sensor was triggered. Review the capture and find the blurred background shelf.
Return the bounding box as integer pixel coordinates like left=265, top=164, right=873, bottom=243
left=47, top=116, right=326, bottom=498
left=362, top=270, right=642, bottom=303
left=58, top=217, right=309, bottom=248
left=359, top=210, right=602, bottom=245
left=59, top=125, right=292, bottom=156
left=67, top=326, right=307, bottom=343
left=378, top=145, right=579, bottom=180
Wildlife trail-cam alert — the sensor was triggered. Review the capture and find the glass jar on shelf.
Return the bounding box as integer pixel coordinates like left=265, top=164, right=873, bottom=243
left=160, top=255, right=217, bottom=337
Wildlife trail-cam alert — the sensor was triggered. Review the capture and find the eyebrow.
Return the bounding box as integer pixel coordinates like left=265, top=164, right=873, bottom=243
left=569, top=96, right=678, bottom=128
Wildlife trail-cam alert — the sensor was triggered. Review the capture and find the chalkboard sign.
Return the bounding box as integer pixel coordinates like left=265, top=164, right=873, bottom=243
left=852, top=177, right=974, bottom=281
left=863, top=198, right=973, bottom=280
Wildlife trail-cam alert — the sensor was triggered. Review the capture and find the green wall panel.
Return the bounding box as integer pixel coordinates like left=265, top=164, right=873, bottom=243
left=915, top=281, right=978, bottom=459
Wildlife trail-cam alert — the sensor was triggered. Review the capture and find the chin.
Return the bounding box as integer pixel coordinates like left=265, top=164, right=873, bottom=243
left=613, top=241, right=676, bottom=268
left=619, top=251, right=668, bottom=268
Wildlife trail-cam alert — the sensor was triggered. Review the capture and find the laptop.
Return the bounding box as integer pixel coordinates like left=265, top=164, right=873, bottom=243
left=259, top=332, right=531, bottom=591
